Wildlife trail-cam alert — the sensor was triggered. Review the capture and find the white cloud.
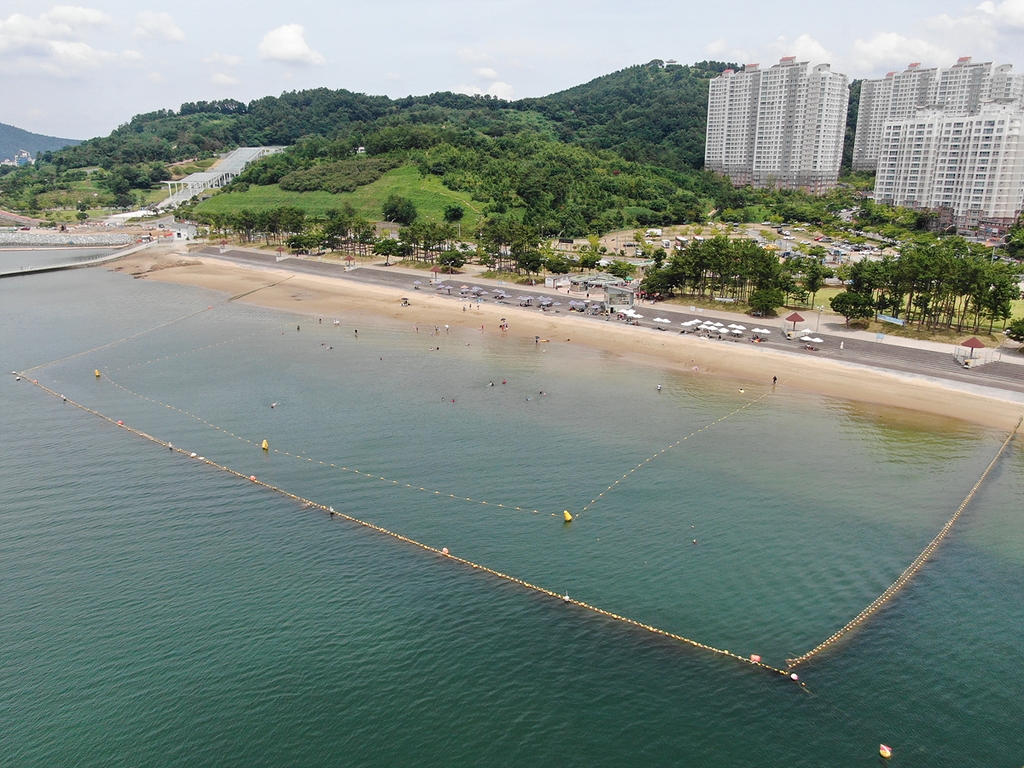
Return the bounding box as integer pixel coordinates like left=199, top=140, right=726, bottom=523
left=849, top=32, right=950, bottom=73
left=204, top=52, right=244, bottom=67
left=133, top=11, right=185, bottom=43
left=0, top=5, right=116, bottom=76
left=148, top=71, right=164, bottom=83
left=770, top=34, right=831, bottom=64
left=475, top=67, right=498, bottom=79
left=458, top=48, right=494, bottom=65
left=121, top=49, right=143, bottom=62
left=975, top=0, right=1024, bottom=30
left=257, top=24, right=324, bottom=66
left=704, top=38, right=752, bottom=65
left=211, top=72, right=239, bottom=87
left=453, top=80, right=514, bottom=100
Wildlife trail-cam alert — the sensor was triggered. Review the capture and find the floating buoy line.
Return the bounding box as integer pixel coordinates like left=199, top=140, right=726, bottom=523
left=786, top=413, right=1022, bottom=670
left=98, top=371, right=548, bottom=516
left=17, top=373, right=799, bottom=684
left=574, top=387, right=777, bottom=520
left=11, top=307, right=1022, bottom=684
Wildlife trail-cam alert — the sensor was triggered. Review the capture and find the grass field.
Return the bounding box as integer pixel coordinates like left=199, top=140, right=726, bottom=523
left=195, top=165, right=485, bottom=231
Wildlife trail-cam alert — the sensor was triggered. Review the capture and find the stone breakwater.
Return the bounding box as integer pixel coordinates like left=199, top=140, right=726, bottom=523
left=0, top=232, right=135, bottom=247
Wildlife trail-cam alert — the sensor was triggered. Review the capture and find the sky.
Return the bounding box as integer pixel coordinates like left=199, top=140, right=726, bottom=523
left=2, top=0, right=1023, bottom=140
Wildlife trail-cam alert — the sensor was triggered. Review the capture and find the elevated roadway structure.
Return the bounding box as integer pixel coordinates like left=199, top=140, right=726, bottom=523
left=160, top=147, right=283, bottom=210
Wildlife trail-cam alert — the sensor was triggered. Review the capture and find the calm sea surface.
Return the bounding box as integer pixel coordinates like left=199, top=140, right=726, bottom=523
left=0, top=247, right=122, bottom=274
left=2, top=267, right=1022, bottom=766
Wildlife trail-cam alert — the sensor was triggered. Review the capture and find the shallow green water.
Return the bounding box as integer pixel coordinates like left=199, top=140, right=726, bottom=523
left=2, top=268, right=1022, bottom=766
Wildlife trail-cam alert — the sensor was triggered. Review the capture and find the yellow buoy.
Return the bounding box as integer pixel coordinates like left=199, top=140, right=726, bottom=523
left=563, top=510, right=573, bottom=522
left=94, top=369, right=101, bottom=378
left=879, top=745, right=892, bottom=759
left=261, top=439, right=269, bottom=451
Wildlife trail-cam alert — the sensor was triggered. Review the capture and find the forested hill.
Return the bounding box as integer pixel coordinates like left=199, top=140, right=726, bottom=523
left=0, top=122, right=80, bottom=162
left=522, top=60, right=735, bottom=170
left=39, top=61, right=731, bottom=172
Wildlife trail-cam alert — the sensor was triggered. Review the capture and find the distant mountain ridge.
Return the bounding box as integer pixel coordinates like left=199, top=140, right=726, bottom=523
left=0, top=122, right=80, bottom=162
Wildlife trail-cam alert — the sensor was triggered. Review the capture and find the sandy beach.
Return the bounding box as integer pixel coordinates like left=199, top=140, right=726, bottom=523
left=113, top=249, right=1024, bottom=432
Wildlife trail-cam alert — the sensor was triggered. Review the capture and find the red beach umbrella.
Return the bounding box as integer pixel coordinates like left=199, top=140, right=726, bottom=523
left=960, top=337, right=985, bottom=359
left=785, top=312, right=804, bottom=330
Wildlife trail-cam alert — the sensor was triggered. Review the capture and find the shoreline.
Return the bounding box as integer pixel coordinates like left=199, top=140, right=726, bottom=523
left=115, top=250, right=1024, bottom=432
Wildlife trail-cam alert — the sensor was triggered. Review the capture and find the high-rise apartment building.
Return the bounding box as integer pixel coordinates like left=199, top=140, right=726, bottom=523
left=705, top=57, right=849, bottom=192
left=853, top=57, right=1024, bottom=171
left=874, top=104, right=1024, bottom=228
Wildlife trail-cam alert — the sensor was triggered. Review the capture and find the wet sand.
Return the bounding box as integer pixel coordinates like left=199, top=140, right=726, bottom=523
left=115, top=250, right=1024, bottom=431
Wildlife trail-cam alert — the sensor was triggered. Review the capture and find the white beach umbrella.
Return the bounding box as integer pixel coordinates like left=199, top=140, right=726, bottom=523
left=730, top=328, right=743, bottom=335
left=759, top=329, right=771, bottom=335
left=800, top=336, right=813, bottom=341
left=733, top=324, right=746, bottom=331
left=809, top=337, right=823, bottom=343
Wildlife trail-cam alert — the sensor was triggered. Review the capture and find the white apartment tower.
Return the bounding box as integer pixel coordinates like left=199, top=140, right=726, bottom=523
left=874, top=104, right=1024, bottom=228
left=705, top=57, right=849, bottom=192
left=853, top=57, right=1024, bottom=171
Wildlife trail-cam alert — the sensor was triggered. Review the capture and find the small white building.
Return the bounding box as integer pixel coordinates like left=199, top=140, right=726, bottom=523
left=171, top=222, right=198, bottom=240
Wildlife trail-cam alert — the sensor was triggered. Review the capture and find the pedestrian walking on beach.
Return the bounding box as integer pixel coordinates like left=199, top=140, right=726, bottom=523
left=772, top=376, right=777, bottom=385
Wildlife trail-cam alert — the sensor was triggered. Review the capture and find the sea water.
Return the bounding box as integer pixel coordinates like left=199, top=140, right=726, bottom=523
left=2, top=267, right=1022, bottom=766
left=0, top=247, right=122, bottom=274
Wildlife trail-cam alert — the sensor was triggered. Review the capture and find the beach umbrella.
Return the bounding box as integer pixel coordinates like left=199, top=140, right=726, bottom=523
left=730, top=328, right=743, bottom=335
left=713, top=322, right=724, bottom=327
left=413, top=280, right=422, bottom=285
left=760, top=329, right=771, bottom=335
left=553, top=302, right=562, bottom=306
left=785, top=312, right=805, bottom=331
left=733, top=324, right=746, bottom=331
left=960, top=337, right=985, bottom=358
left=809, top=337, right=823, bottom=343
left=798, top=328, right=814, bottom=335
left=633, top=314, right=644, bottom=319
left=727, top=323, right=739, bottom=329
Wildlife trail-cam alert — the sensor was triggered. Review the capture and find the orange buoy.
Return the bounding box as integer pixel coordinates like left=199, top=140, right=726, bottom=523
left=879, top=744, right=892, bottom=759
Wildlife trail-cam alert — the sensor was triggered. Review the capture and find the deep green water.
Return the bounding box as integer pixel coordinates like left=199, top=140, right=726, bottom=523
left=2, top=268, right=1022, bottom=766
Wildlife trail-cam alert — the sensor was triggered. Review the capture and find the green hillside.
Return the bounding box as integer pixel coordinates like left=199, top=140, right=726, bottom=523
left=523, top=60, right=734, bottom=170
left=196, top=164, right=485, bottom=230
left=0, top=122, right=79, bottom=163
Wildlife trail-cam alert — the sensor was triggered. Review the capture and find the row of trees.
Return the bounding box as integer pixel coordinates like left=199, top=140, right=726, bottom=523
left=639, top=236, right=828, bottom=314
left=190, top=203, right=643, bottom=280
left=828, top=239, right=1020, bottom=332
